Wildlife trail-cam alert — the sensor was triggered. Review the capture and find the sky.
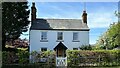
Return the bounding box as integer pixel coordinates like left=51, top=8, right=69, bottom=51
left=20, top=2, right=118, bottom=44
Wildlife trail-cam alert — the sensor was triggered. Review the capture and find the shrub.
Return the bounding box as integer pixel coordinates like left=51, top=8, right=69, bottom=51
left=16, top=50, right=29, bottom=64
left=2, top=51, right=17, bottom=64
left=79, top=45, right=92, bottom=50
left=67, top=50, right=120, bottom=66
left=2, top=50, right=29, bottom=64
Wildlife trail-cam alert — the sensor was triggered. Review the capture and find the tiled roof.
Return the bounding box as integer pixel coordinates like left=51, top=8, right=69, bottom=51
left=30, top=18, right=89, bottom=31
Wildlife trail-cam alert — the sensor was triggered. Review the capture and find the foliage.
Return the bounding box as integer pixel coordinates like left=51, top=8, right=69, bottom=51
left=30, top=50, right=56, bottom=63
left=2, top=51, right=17, bottom=64
left=41, top=50, right=56, bottom=58
left=2, top=64, right=120, bottom=68
left=67, top=50, right=120, bottom=66
left=2, top=50, right=120, bottom=66
left=16, top=50, right=29, bottom=64
left=95, top=11, right=120, bottom=50
left=107, top=23, right=120, bottom=49
left=2, top=2, right=30, bottom=51
left=2, top=50, right=29, bottom=64
left=79, top=45, right=92, bottom=50
left=96, top=22, right=120, bottom=50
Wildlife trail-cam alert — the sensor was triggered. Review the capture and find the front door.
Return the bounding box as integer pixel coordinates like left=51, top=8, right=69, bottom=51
left=54, top=42, right=68, bottom=66
left=58, top=48, right=64, bottom=57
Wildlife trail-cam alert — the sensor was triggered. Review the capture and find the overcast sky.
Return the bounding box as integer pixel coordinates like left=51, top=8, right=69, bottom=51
left=20, top=2, right=118, bottom=44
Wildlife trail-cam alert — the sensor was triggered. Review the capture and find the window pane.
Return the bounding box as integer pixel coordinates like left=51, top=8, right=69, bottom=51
left=57, top=32, right=63, bottom=40
left=73, top=32, right=78, bottom=40
left=73, top=48, right=78, bottom=50
left=41, top=32, right=47, bottom=40
left=41, top=48, right=47, bottom=51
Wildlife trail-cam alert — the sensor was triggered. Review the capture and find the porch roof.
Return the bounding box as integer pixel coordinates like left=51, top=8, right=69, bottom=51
left=54, top=42, right=68, bottom=50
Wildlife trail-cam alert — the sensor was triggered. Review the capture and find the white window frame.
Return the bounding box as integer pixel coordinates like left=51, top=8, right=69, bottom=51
left=73, top=32, right=79, bottom=42
left=57, top=32, right=63, bottom=41
left=40, top=32, right=48, bottom=41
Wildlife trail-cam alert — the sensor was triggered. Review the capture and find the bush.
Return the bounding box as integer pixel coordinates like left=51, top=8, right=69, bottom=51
left=30, top=50, right=56, bottom=63
left=16, top=50, right=29, bottom=64
left=2, top=51, right=17, bottom=64
left=2, top=50, right=120, bottom=66
left=2, top=50, right=29, bottom=64
left=67, top=50, right=120, bottom=66
left=79, top=45, right=92, bottom=50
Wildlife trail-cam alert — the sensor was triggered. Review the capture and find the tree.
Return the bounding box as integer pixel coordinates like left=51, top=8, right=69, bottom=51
left=2, top=2, right=30, bottom=51
left=107, top=23, right=120, bottom=49
left=95, top=10, right=120, bottom=50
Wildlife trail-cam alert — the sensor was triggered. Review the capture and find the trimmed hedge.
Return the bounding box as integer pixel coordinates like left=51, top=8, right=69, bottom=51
left=2, top=50, right=120, bottom=66
left=67, top=50, right=120, bottom=66
left=2, top=50, right=29, bottom=64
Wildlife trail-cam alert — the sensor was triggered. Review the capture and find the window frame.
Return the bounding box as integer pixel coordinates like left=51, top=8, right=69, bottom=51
left=57, top=32, right=63, bottom=41
left=40, top=32, right=48, bottom=42
left=73, top=32, right=79, bottom=42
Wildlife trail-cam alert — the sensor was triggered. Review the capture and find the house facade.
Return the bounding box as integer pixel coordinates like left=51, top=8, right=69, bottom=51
left=30, top=3, right=90, bottom=52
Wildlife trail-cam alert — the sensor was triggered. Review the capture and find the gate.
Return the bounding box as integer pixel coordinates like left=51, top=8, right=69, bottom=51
left=56, top=57, right=67, bottom=66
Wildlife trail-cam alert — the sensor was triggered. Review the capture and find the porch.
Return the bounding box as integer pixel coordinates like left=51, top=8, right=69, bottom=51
left=54, top=42, right=68, bottom=67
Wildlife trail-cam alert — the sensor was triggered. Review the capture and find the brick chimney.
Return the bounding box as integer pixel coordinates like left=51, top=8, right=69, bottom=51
left=31, top=2, right=36, bottom=22
left=82, top=10, right=87, bottom=24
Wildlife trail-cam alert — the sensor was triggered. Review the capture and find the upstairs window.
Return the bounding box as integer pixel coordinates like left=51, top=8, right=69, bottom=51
left=41, top=32, right=47, bottom=41
left=73, top=32, right=79, bottom=41
left=57, top=32, right=63, bottom=41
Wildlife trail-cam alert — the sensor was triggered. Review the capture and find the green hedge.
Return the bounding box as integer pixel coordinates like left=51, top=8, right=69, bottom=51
left=2, top=50, right=29, bottom=64
left=2, top=50, right=120, bottom=66
left=67, top=50, right=120, bottom=66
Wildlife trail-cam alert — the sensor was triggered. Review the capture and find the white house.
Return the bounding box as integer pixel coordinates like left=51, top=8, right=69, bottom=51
left=30, top=2, right=90, bottom=53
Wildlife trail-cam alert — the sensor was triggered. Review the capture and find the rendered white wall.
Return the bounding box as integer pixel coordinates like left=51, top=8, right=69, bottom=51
left=30, top=30, right=89, bottom=52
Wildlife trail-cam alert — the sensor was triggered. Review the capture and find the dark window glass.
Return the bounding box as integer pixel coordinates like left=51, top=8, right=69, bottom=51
left=57, top=32, right=63, bottom=40
left=41, top=48, right=47, bottom=51
left=73, top=48, right=78, bottom=50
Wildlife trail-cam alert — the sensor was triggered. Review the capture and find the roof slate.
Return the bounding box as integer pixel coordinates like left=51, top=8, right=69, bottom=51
left=30, top=18, right=89, bottom=30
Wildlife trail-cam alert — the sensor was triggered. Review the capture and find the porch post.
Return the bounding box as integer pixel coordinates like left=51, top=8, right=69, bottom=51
left=56, top=49, right=58, bottom=57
